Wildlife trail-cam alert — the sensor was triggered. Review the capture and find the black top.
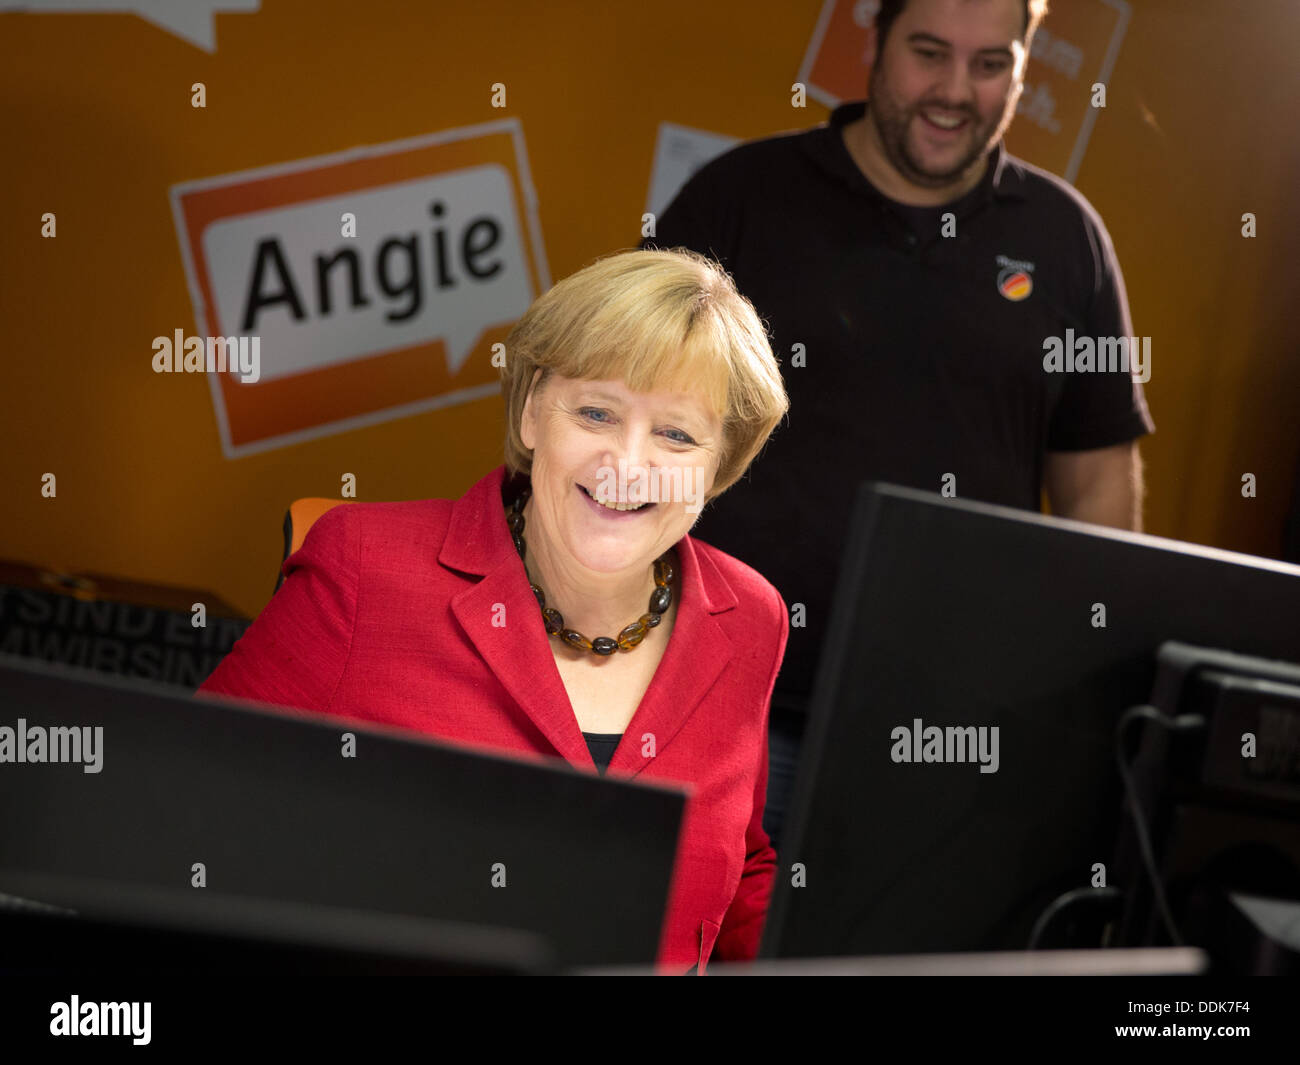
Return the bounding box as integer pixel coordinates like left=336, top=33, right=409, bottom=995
left=582, top=732, right=622, bottom=775
left=646, top=101, right=1154, bottom=712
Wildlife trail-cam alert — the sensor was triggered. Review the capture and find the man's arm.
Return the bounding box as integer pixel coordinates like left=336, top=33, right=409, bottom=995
left=1045, top=440, right=1145, bottom=531
left=1044, top=196, right=1153, bottom=526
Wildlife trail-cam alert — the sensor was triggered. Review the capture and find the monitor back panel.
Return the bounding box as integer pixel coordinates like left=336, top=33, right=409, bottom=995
left=765, top=485, right=1300, bottom=958
left=0, top=658, right=685, bottom=968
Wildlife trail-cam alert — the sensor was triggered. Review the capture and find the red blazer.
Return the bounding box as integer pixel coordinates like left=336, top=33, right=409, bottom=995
left=198, top=465, right=788, bottom=974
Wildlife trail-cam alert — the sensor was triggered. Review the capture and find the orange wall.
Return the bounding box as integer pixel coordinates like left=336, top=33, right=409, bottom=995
left=1067, top=0, right=1300, bottom=556
left=3, top=0, right=1298, bottom=620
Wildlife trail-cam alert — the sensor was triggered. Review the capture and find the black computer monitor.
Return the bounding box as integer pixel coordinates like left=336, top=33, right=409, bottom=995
left=761, top=483, right=1300, bottom=960
left=1115, top=642, right=1300, bottom=967
left=0, top=869, right=550, bottom=976
left=0, top=656, right=686, bottom=970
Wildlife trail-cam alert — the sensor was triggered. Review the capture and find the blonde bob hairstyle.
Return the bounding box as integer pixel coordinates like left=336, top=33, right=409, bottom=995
left=501, top=248, right=788, bottom=503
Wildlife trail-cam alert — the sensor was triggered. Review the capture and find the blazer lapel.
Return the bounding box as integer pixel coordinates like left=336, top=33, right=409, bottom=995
left=442, top=468, right=591, bottom=766
left=609, top=535, right=737, bottom=779
left=451, top=567, right=593, bottom=764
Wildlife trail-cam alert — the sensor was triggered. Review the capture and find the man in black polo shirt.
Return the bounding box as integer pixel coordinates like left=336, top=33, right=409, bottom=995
left=642, top=0, right=1154, bottom=850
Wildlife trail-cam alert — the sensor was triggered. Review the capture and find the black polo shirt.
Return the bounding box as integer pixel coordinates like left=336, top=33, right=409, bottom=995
left=644, top=101, right=1154, bottom=712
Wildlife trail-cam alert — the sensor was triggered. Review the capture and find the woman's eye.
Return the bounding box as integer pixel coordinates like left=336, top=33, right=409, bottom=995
left=662, top=429, right=696, bottom=445
left=579, top=408, right=611, bottom=423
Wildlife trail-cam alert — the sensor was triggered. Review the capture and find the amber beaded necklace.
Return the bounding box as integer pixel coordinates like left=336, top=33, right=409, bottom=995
left=505, top=487, right=675, bottom=656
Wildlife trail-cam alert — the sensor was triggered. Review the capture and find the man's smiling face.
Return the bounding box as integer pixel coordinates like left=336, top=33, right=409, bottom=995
left=868, top=0, right=1029, bottom=189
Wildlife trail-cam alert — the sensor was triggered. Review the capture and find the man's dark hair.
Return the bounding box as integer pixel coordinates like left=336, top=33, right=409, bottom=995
left=873, top=0, right=1049, bottom=58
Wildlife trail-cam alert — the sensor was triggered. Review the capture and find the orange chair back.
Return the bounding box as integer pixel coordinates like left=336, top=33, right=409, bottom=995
left=285, top=498, right=353, bottom=557
left=276, top=498, right=354, bottom=591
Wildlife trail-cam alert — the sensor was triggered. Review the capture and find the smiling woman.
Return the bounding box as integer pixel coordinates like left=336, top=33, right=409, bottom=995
left=197, top=248, right=791, bottom=974
left=502, top=248, right=786, bottom=498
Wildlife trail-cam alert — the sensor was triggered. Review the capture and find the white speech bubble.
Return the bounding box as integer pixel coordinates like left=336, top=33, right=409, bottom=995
left=200, top=165, right=533, bottom=382
left=0, top=0, right=259, bottom=52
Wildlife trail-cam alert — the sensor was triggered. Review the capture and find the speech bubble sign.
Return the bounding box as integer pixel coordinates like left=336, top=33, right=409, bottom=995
left=0, top=0, right=260, bottom=52
left=202, top=166, right=534, bottom=382
left=171, top=120, right=550, bottom=458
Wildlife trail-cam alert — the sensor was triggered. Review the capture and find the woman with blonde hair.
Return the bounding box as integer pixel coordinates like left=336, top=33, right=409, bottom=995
left=200, top=248, right=790, bottom=974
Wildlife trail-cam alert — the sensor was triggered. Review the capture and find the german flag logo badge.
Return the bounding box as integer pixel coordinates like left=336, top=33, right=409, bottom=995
left=997, top=267, right=1033, bottom=302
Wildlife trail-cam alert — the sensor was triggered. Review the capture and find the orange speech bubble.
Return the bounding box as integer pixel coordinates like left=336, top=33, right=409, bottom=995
left=170, top=120, right=550, bottom=457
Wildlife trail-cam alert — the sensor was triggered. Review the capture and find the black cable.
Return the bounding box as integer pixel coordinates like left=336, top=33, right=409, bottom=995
left=1027, top=886, right=1123, bottom=950
left=1115, top=703, right=1206, bottom=947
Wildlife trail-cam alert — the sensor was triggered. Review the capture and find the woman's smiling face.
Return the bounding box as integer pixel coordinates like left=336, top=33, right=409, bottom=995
left=519, top=372, right=723, bottom=575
